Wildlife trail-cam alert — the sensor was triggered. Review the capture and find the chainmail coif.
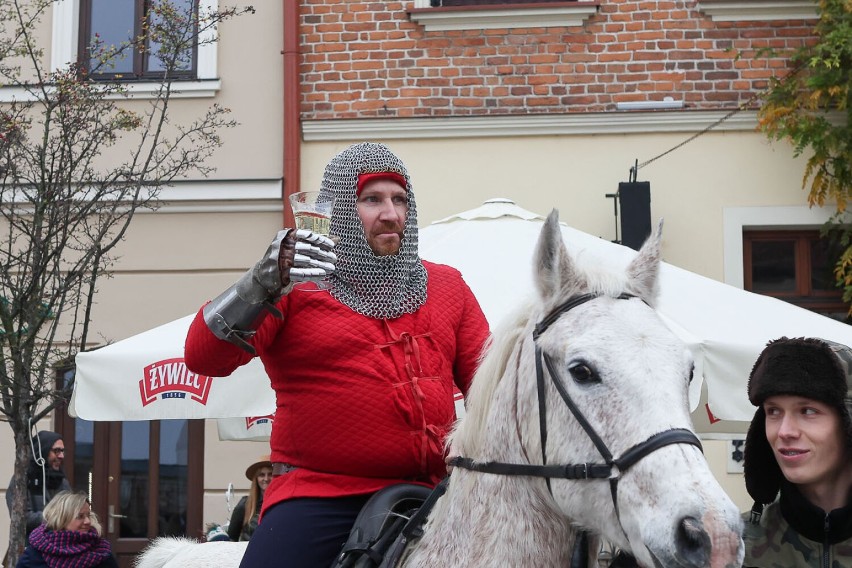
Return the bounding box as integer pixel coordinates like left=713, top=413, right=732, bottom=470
left=320, top=142, right=427, bottom=319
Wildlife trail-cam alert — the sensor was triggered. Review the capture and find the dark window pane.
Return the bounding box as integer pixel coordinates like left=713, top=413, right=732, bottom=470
left=120, top=421, right=150, bottom=538
left=84, top=0, right=198, bottom=79
left=73, top=420, right=95, bottom=498
left=61, top=369, right=94, bottom=497
left=811, top=238, right=842, bottom=291
left=751, top=240, right=796, bottom=293
left=89, top=0, right=136, bottom=74
left=158, top=420, right=189, bottom=537
left=745, top=230, right=848, bottom=323
left=146, top=0, right=197, bottom=73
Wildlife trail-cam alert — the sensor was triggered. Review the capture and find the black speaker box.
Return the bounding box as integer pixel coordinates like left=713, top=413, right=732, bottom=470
left=618, top=182, right=651, bottom=251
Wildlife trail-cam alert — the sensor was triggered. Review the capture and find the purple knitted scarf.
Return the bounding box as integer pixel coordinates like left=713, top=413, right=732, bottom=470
left=29, top=525, right=112, bottom=568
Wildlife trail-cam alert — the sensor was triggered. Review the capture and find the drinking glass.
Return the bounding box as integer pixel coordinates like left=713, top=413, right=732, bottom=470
left=289, top=191, right=334, bottom=236
left=289, top=191, right=334, bottom=289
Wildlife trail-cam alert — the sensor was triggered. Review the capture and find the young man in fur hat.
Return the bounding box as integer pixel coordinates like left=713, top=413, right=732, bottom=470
left=742, top=337, right=852, bottom=567
left=184, top=142, right=490, bottom=567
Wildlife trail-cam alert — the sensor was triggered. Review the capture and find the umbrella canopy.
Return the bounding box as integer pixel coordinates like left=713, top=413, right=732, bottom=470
left=217, top=414, right=275, bottom=441
left=419, top=198, right=852, bottom=422
left=71, top=315, right=275, bottom=420
left=71, top=198, right=852, bottom=424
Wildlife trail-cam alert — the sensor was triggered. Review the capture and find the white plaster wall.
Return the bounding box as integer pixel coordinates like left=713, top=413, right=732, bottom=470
left=302, top=130, right=810, bottom=282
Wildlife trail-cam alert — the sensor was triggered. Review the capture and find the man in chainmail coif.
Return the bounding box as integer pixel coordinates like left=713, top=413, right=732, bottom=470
left=185, top=142, right=490, bottom=568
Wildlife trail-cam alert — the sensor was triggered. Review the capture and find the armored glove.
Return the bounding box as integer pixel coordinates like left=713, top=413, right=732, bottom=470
left=277, top=229, right=337, bottom=288
left=203, top=229, right=336, bottom=354
left=246, top=228, right=336, bottom=301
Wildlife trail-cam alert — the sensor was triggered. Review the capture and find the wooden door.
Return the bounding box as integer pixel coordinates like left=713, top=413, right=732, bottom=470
left=58, top=398, right=204, bottom=568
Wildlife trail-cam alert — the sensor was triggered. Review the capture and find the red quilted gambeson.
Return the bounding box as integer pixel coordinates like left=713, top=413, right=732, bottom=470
left=184, top=261, right=490, bottom=514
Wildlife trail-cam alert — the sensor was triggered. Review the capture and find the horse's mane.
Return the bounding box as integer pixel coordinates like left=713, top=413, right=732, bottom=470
left=450, top=301, right=531, bottom=456
left=450, top=253, right=638, bottom=458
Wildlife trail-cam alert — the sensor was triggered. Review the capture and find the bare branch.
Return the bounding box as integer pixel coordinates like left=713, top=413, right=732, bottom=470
left=0, top=2, right=251, bottom=564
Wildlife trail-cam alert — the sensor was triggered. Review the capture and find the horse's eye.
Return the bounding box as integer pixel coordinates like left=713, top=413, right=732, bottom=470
left=569, top=364, right=597, bottom=384
left=688, top=364, right=695, bottom=385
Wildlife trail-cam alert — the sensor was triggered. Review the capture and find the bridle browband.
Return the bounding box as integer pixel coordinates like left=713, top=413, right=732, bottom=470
left=450, top=292, right=703, bottom=529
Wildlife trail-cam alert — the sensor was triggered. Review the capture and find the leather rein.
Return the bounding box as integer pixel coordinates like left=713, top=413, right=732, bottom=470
left=450, top=292, right=703, bottom=527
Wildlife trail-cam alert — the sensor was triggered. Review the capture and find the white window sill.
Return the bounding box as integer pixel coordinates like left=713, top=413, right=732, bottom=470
left=696, top=0, right=817, bottom=21
left=408, top=2, right=599, bottom=31
left=0, top=79, right=221, bottom=103
left=116, top=80, right=221, bottom=99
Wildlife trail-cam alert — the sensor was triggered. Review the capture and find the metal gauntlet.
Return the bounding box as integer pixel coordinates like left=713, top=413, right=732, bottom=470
left=201, top=228, right=335, bottom=355
left=202, top=231, right=296, bottom=355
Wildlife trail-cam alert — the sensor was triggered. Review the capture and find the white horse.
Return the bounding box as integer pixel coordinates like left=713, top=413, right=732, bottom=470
left=137, top=211, right=744, bottom=568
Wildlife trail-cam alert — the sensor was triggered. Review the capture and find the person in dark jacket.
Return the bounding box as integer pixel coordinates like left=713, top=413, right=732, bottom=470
left=6, top=431, right=72, bottom=536
left=227, top=455, right=272, bottom=542
left=16, top=490, right=118, bottom=568
left=742, top=337, right=852, bottom=567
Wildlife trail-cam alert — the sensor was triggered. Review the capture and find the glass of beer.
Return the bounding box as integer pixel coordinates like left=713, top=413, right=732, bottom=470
left=289, top=191, right=334, bottom=290
left=289, top=191, right=334, bottom=235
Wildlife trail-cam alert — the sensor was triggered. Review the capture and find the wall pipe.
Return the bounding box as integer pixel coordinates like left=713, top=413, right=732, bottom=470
left=282, top=1, right=300, bottom=228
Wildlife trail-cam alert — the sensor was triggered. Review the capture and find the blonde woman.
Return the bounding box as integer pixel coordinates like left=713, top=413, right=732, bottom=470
left=227, top=456, right=272, bottom=542
left=16, top=490, right=117, bottom=568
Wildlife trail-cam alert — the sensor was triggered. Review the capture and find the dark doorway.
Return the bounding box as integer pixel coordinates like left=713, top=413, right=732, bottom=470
left=57, top=369, right=205, bottom=568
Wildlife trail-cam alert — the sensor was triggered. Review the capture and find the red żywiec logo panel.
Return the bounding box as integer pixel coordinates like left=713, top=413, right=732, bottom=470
left=245, top=415, right=274, bottom=430
left=139, top=358, right=213, bottom=407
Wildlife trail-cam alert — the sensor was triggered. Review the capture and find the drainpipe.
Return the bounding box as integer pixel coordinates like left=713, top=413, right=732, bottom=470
left=282, top=1, right=300, bottom=227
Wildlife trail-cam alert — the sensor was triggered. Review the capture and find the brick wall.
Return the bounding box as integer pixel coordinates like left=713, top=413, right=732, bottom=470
left=299, top=1, right=816, bottom=118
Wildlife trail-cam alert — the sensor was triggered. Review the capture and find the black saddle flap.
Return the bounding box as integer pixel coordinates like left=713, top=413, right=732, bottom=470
left=331, top=483, right=432, bottom=568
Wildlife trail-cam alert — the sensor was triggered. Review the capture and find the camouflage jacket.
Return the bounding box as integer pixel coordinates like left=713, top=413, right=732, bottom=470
left=743, top=484, right=852, bottom=568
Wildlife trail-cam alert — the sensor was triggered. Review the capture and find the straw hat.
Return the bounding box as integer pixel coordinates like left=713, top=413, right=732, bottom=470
left=245, top=455, right=272, bottom=481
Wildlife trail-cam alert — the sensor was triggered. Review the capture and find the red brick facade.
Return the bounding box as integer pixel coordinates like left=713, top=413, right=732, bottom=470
left=299, top=1, right=816, bottom=118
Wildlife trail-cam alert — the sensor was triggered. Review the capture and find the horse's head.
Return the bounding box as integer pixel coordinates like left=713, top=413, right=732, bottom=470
left=525, top=210, right=743, bottom=567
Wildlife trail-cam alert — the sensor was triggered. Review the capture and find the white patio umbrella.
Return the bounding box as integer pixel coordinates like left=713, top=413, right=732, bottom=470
left=71, top=198, right=852, bottom=427
left=217, top=414, right=275, bottom=442
left=71, top=315, right=275, bottom=421
left=419, top=198, right=852, bottom=424
left=420, top=199, right=852, bottom=421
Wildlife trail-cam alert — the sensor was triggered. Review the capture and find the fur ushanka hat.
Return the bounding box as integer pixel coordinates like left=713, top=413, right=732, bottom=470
left=744, top=337, right=852, bottom=505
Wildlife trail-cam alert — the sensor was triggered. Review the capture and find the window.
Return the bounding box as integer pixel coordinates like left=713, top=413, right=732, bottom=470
left=434, top=0, right=577, bottom=4
left=696, top=0, right=817, bottom=22
left=55, top=367, right=205, bottom=563
left=744, top=230, right=848, bottom=321
left=79, top=0, right=198, bottom=80
left=408, top=0, right=598, bottom=31
left=44, top=0, right=219, bottom=98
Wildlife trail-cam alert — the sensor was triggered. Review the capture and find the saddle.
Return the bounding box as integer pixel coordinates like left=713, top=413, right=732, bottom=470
left=329, top=482, right=443, bottom=568
left=329, top=480, right=638, bottom=568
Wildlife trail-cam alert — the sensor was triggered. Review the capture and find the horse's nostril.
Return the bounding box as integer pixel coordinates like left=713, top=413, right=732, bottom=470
left=675, top=516, right=711, bottom=567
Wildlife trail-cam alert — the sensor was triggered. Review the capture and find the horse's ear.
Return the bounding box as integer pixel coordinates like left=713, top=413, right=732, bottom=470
left=626, top=219, right=663, bottom=305
left=534, top=209, right=580, bottom=301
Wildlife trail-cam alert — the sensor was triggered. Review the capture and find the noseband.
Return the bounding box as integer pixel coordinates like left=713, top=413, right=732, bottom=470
left=450, top=292, right=702, bottom=528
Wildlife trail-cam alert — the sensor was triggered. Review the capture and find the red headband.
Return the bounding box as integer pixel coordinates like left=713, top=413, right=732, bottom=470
left=356, top=172, right=407, bottom=196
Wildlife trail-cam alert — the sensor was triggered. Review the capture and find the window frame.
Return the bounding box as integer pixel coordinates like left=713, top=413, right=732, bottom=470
left=78, top=0, right=199, bottom=81
left=51, top=0, right=219, bottom=98
left=743, top=228, right=847, bottom=316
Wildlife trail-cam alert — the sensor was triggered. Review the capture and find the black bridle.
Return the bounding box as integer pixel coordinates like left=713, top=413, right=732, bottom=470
left=450, top=292, right=702, bottom=529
